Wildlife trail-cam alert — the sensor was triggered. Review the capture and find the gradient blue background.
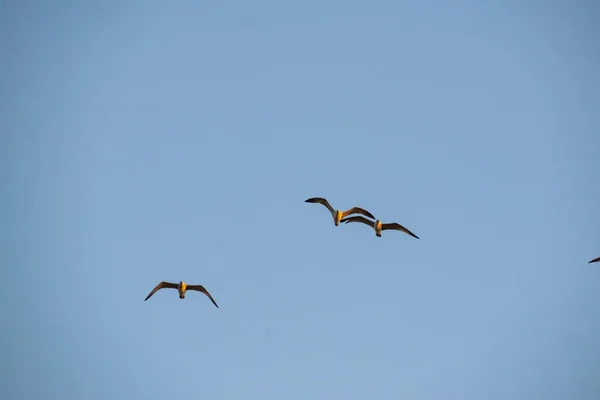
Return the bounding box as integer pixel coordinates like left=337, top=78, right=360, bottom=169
left=2, top=1, right=599, bottom=399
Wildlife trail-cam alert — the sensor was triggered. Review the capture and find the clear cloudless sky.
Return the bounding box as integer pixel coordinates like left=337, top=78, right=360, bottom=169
left=1, top=1, right=599, bottom=399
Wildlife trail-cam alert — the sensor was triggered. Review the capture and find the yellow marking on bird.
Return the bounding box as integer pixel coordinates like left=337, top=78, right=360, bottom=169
left=376, top=220, right=382, bottom=229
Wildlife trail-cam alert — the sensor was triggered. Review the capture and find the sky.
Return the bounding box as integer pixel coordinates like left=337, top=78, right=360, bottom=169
left=1, top=1, right=600, bottom=399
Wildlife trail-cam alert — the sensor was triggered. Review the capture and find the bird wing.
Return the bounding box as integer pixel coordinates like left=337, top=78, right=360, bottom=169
left=589, top=257, right=600, bottom=264
left=341, top=215, right=375, bottom=227
left=381, top=222, right=420, bottom=239
left=144, top=281, right=178, bottom=301
left=341, top=207, right=375, bottom=220
left=186, top=285, right=219, bottom=308
left=305, top=197, right=335, bottom=218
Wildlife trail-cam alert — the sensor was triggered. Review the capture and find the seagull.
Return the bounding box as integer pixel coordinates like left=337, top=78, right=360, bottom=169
left=304, top=197, right=375, bottom=226
left=589, top=257, right=600, bottom=264
left=341, top=216, right=419, bottom=239
left=144, top=281, right=219, bottom=308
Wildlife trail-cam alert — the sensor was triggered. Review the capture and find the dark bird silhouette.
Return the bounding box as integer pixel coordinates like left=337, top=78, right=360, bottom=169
left=341, top=216, right=419, bottom=239
left=144, top=281, right=219, bottom=308
left=305, top=197, right=375, bottom=226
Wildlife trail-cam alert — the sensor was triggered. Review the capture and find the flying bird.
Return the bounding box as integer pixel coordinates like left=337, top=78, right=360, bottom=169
left=305, top=197, right=375, bottom=226
left=341, top=216, right=419, bottom=239
left=589, top=257, right=600, bottom=264
left=144, top=281, right=219, bottom=308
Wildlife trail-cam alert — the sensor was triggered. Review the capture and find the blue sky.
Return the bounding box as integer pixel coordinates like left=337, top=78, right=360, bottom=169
left=2, top=1, right=599, bottom=399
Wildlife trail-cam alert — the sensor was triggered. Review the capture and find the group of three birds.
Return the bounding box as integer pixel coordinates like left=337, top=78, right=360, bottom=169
left=144, top=197, right=597, bottom=306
